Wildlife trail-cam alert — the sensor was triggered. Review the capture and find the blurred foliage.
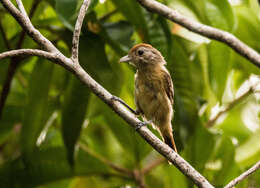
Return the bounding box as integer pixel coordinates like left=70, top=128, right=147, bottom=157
left=0, top=0, right=260, bottom=187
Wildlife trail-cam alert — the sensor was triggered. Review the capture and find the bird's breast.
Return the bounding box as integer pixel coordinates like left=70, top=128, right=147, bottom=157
left=135, top=72, right=171, bottom=123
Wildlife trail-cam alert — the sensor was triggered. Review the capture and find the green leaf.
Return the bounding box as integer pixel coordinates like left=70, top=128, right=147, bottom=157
left=101, top=21, right=134, bottom=56
left=208, top=41, right=231, bottom=100
left=184, top=121, right=215, bottom=172
left=210, top=136, right=238, bottom=186
left=235, top=130, right=260, bottom=167
left=55, top=0, right=78, bottom=30
left=168, top=36, right=198, bottom=144
left=205, top=0, right=235, bottom=31
left=217, top=105, right=252, bottom=143
left=111, top=0, right=149, bottom=41
left=146, top=15, right=173, bottom=61
left=62, top=76, right=90, bottom=166
left=0, top=147, right=111, bottom=187
left=55, top=0, right=99, bottom=30
left=21, top=59, right=53, bottom=158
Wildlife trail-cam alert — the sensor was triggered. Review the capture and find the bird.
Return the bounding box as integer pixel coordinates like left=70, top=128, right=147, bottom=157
left=118, top=43, right=177, bottom=152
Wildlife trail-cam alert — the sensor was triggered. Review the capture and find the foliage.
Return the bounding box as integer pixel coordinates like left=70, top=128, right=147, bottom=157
left=0, top=0, right=260, bottom=187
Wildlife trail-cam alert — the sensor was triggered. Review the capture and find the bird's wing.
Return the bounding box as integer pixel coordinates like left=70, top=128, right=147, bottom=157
left=163, top=70, right=174, bottom=105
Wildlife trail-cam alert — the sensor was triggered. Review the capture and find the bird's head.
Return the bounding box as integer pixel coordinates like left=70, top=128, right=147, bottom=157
left=119, top=43, right=166, bottom=68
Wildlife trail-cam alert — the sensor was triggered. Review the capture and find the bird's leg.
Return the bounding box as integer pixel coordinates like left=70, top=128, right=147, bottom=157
left=111, top=95, right=140, bottom=115
left=135, top=119, right=153, bottom=130
left=111, top=95, right=152, bottom=130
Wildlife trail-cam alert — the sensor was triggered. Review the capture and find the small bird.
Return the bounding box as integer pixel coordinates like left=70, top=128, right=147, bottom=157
left=119, top=43, right=177, bottom=152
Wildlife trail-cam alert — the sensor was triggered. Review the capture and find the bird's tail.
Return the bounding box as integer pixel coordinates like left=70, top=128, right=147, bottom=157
left=163, top=133, right=177, bottom=153
left=159, top=125, right=178, bottom=153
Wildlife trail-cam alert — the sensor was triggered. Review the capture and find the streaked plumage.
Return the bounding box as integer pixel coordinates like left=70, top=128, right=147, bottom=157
left=120, top=43, right=177, bottom=152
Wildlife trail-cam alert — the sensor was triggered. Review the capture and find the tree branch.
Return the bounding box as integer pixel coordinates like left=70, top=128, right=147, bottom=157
left=0, top=20, right=11, bottom=50
left=0, top=49, right=65, bottom=65
left=71, top=0, right=91, bottom=62
left=136, top=0, right=260, bottom=69
left=142, top=157, right=166, bottom=174
left=79, top=143, right=133, bottom=177
left=0, top=0, right=41, bottom=119
left=206, top=87, right=254, bottom=127
left=1, top=0, right=58, bottom=52
left=0, top=0, right=215, bottom=187
left=224, top=160, right=260, bottom=188
left=16, top=0, right=29, bottom=19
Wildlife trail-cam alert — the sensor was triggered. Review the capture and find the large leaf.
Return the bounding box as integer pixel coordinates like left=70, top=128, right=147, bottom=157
left=101, top=21, right=134, bottom=56
left=205, top=0, right=235, bottom=31
left=210, top=136, right=240, bottom=187
left=62, top=76, right=90, bottom=166
left=55, top=0, right=98, bottom=30
left=184, top=121, right=215, bottom=172
left=208, top=41, right=231, bottom=100
left=61, top=30, right=111, bottom=166
left=235, top=130, right=260, bottom=167
left=168, top=36, right=198, bottom=145
left=111, top=0, right=149, bottom=41
left=0, top=147, right=111, bottom=188
left=21, top=59, right=53, bottom=158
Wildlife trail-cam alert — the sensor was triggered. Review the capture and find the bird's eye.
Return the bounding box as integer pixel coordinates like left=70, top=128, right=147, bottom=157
left=137, top=50, right=144, bottom=56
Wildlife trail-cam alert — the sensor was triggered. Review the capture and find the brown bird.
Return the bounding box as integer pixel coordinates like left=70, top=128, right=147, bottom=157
left=118, top=43, right=177, bottom=152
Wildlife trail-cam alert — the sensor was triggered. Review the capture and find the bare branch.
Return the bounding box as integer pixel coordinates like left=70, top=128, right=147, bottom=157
left=1, top=0, right=58, bottom=52
left=0, top=49, right=60, bottom=63
left=79, top=143, right=133, bottom=177
left=0, top=0, right=215, bottom=187
left=224, top=160, right=260, bottom=188
left=16, top=0, right=29, bottom=19
left=142, top=157, right=166, bottom=174
left=0, top=20, right=11, bottom=50
left=71, top=0, right=91, bottom=62
left=133, top=169, right=147, bottom=188
left=206, top=87, right=253, bottom=127
left=137, top=0, right=260, bottom=68
left=0, top=0, right=41, bottom=119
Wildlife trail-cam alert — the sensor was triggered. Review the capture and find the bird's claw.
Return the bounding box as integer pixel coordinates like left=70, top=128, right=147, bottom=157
left=135, top=120, right=152, bottom=130
left=111, top=95, right=121, bottom=102
left=111, top=95, right=139, bottom=115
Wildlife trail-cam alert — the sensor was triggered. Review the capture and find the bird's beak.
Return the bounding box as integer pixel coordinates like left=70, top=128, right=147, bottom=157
left=119, top=55, right=131, bottom=63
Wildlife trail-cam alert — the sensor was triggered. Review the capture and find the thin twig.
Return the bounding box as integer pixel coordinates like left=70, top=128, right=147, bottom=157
left=0, top=20, right=11, bottom=50
left=206, top=87, right=253, bottom=127
left=137, top=0, right=260, bottom=68
left=71, top=0, right=91, bottom=62
left=0, top=0, right=215, bottom=187
left=2, top=0, right=58, bottom=52
left=142, top=157, right=166, bottom=174
left=16, top=0, right=29, bottom=19
left=99, top=9, right=118, bottom=22
left=224, top=160, right=260, bottom=188
left=0, top=0, right=41, bottom=119
left=79, top=143, right=133, bottom=177
left=0, top=49, right=63, bottom=64
left=133, top=169, right=147, bottom=188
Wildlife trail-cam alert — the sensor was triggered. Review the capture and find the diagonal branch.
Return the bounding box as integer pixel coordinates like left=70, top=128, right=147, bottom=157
left=142, top=157, right=166, bottom=174
left=79, top=143, right=133, bottom=177
left=0, top=0, right=41, bottom=119
left=136, top=0, right=260, bottom=68
left=0, top=20, right=11, bottom=50
left=71, top=0, right=91, bottom=62
left=224, top=160, right=260, bottom=188
left=1, top=0, right=58, bottom=52
left=206, top=87, right=253, bottom=127
left=16, top=0, right=29, bottom=19
left=0, top=0, right=214, bottom=187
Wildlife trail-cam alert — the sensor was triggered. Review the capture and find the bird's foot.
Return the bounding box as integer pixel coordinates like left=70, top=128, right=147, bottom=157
left=111, top=95, right=139, bottom=115
left=135, top=120, right=152, bottom=130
